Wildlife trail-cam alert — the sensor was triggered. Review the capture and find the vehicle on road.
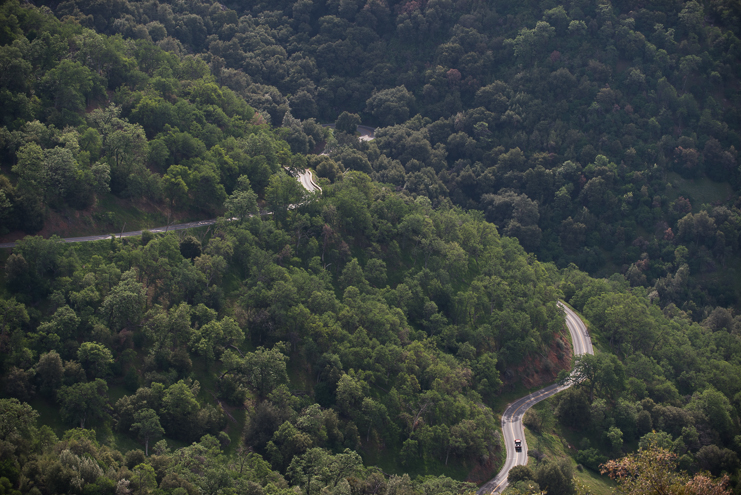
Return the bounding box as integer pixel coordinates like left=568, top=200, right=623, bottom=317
left=514, top=439, right=522, bottom=452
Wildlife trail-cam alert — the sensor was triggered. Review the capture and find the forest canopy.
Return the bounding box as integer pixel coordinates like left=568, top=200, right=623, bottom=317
left=1, top=0, right=741, bottom=492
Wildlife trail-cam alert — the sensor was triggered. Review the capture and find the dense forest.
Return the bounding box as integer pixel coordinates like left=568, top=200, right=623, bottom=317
left=1, top=0, right=741, bottom=493
left=25, top=0, right=741, bottom=314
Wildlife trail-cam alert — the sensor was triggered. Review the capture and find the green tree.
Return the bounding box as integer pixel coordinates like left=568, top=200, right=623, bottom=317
left=0, top=298, right=29, bottom=338
left=35, top=350, right=64, bottom=398
left=535, top=458, right=575, bottom=495
left=101, top=269, right=146, bottom=331
left=607, top=426, right=624, bottom=453
left=131, top=463, right=157, bottom=495
left=361, top=398, right=388, bottom=442
left=335, top=112, right=361, bottom=134
left=365, top=86, right=415, bottom=126
left=41, top=147, right=78, bottom=206
left=266, top=421, right=313, bottom=471
left=130, top=409, right=164, bottom=456
left=560, top=353, right=626, bottom=402
left=335, top=373, right=366, bottom=419
left=37, top=305, right=81, bottom=343
left=509, top=465, right=535, bottom=483
left=77, top=342, right=113, bottom=379
left=12, top=143, right=45, bottom=199
left=189, top=317, right=244, bottom=361
left=0, top=398, right=39, bottom=457
left=162, top=168, right=189, bottom=210
left=41, top=59, right=104, bottom=114
left=507, top=21, right=555, bottom=62
left=194, top=254, right=228, bottom=288
left=58, top=378, right=109, bottom=428
left=287, top=448, right=362, bottom=495
left=224, top=176, right=258, bottom=222
left=242, top=345, right=289, bottom=397
left=688, top=388, right=734, bottom=439
left=161, top=380, right=201, bottom=441
left=265, top=171, right=308, bottom=224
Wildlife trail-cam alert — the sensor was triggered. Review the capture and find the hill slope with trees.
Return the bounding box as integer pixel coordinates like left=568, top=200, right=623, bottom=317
left=36, top=0, right=741, bottom=316
left=1, top=0, right=741, bottom=493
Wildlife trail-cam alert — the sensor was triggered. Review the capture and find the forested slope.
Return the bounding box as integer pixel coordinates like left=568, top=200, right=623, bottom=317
left=1, top=0, right=741, bottom=493
left=38, top=0, right=741, bottom=315
left=0, top=169, right=573, bottom=491
left=0, top=0, right=325, bottom=237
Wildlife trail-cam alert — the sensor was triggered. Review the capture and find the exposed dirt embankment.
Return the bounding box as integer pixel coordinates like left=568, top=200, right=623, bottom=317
left=467, top=456, right=502, bottom=485
left=505, top=331, right=573, bottom=390
left=465, top=330, right=572, bottom=484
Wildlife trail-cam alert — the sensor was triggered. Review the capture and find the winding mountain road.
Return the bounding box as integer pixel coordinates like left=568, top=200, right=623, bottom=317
left=1, top=158, right=590, bottom=495
left=0, top=122, right=361, bottom=250
left=1, top=139, right=590, bottom=493
left=477, top=302, right=594, bottom=494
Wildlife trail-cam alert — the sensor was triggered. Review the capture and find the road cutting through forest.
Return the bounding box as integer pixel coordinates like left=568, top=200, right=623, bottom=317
left=0, top=163, right=594, bottom=495
left=0, top=126, right=369, bottom=249
left=477, top=302, right=594, bottom=494
left=0, top=168, right=323, bottom=249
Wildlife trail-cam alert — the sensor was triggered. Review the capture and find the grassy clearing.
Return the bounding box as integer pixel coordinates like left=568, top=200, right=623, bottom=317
left=286, top=352, right=313, bottom=393
left=361, top=442, right=481, bottom=482
left=666, top=172, right=733, bottom=209
left=222, top=405, right=246, bottom=456
left=524, top=411, right=616, bottom=495
left=0, top=249, right=10, bottom=299
left=108, top=384, right=132, bottom=404
left=592, top=254, right=621, bottom=280
left=190, top=356, right=220, bottom=404
left=30, top=396, right=68, bottom=438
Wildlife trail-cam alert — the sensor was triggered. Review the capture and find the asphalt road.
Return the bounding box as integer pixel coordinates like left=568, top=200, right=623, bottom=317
left=357, top=125, right=375, bottom=141
left=477, top=302, right=594, bottom=494
left=321, top=123, right=375, bottom=141
left=0, top=218, right=223, bottom=249
left=0, top=169, right=321, bottom=249
left=296, top=169, right=321, bottom=193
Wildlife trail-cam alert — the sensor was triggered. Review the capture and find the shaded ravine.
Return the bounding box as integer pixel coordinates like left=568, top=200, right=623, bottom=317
left=477, top=302, right=594, bottom=494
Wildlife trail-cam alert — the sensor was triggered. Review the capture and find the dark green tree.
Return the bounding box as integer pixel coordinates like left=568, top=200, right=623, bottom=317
left=58, top=378, right=109, bottom=428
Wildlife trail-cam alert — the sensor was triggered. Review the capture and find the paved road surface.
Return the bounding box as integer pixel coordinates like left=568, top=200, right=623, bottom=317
left=322, top=123, right=375, bottom=141
left=0, top=218, right=222, bottom=249
left=0, top=169, right=321, bottom=249
left=357, top=125, right=375, bottom=141
left=296, top=169, right=321, bottom=193
left=477, top=302, right=594, bottom=494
